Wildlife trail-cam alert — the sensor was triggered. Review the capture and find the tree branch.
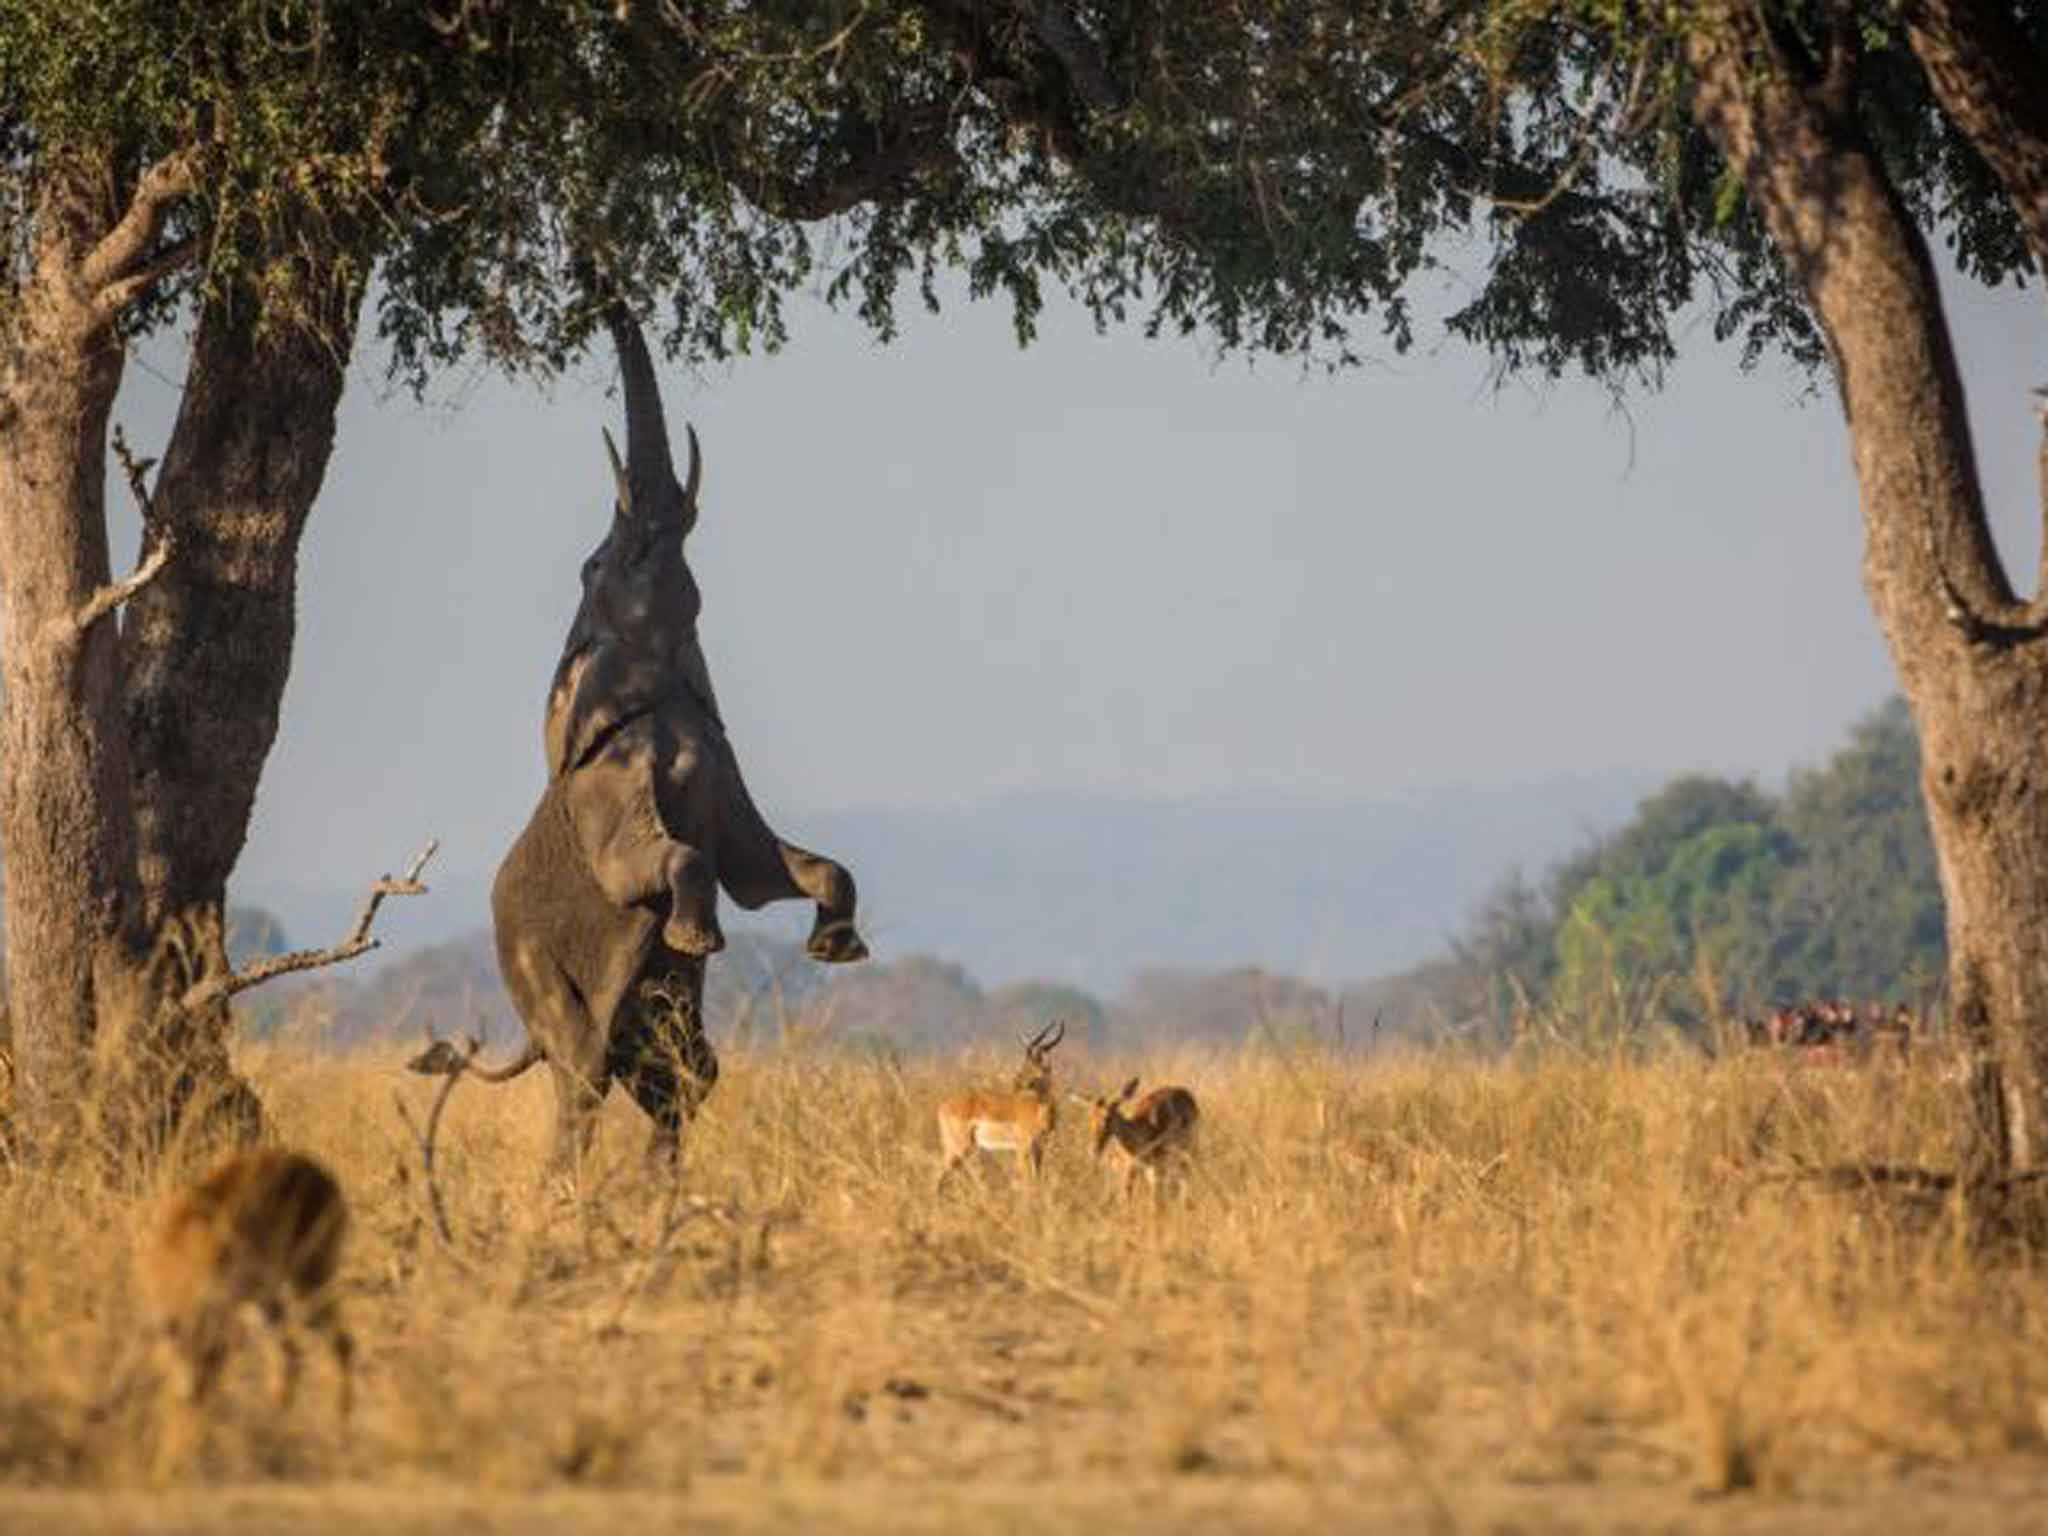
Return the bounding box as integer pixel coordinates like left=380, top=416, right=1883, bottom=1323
left=179, top=839, right=438, bottom=1011
left=1689, top=12, right=2027, bottom=648
left=1025, top=2, right=1124, bottom=113
left=95, top=235, right=200, bottom=318
left=737, top=106, right=961, bottom=221
left=1902, top=0, right=2048, bottom=281
left=1924, top=486, right=2048, bottom=648
left=80, top=150, right=196, bottom=295
left=41, top=426, right=175, bottom=647
left=111, top=421, right=163, bottom=535
left=67, top=543, right=172, bottom=640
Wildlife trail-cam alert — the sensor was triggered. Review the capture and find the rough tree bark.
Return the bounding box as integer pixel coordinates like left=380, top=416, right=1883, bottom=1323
left=118, top=266, right=366, bottom=1123
left=0, top=159, right=162, bottom=1147
left=1689, top=9, right=2048, bottom=1180
left=0, top=151, right=365, bottom=1158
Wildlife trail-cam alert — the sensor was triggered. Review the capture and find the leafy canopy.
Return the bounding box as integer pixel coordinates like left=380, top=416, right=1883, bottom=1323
left=5, top=3, right=2032, bottom=392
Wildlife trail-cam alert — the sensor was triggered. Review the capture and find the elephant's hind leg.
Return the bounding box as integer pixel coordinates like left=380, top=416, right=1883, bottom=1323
left=569, top=736, right=725, bottom=956
left=612, top=1000, right=718, bottom=1172
left=546, top=1060, right=607, bottom=1188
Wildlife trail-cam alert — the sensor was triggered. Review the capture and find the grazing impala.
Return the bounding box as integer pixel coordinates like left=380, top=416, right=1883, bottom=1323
left=1083, top=1077, right=1199, bottom=1199
left=138, top=1148, right=354, bottom=1427
left=936, top=1019, right=1066, bottom=1190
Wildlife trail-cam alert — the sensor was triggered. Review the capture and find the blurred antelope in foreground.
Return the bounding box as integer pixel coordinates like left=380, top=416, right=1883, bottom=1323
left=936, top=1019, right=1066, bottom=1190
left=138, top=1149, right=353, bottom=1428
left=1082, top=1078, right=1199, bottom=1199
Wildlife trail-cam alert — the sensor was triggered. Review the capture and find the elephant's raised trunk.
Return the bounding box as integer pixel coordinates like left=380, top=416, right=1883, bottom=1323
left=602, top=302, right=701, bottom=536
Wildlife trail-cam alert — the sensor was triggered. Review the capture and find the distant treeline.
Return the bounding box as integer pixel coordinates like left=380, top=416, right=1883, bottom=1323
left=228, top=698, right=1943, bottom=1056
left=1403, top=697, right=1944, bottom=1034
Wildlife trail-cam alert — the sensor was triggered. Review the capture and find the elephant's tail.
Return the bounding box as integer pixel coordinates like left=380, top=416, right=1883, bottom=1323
left=406, top=1037, right=545, bottom=1084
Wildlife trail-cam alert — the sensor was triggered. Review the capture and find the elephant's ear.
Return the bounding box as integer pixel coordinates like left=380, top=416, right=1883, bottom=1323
left=678, top=635, right=724, bottom=731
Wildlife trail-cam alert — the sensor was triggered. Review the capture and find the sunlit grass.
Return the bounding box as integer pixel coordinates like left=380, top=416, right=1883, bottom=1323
left=2, top=1027, right=2045, bottom=1526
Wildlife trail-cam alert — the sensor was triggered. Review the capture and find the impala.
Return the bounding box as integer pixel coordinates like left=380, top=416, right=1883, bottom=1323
left=1082, top=1077, right=1199, bottom=1199
left=936, top=1018, right=1066, bottom=1190
left=138, top=1148, right=354, bottom=1427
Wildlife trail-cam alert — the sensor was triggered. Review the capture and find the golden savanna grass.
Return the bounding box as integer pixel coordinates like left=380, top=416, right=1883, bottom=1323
left=5, top=1035, right=2048, bottom=1532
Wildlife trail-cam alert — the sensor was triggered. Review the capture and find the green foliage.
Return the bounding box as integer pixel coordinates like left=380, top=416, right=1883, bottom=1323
left=1454, top=698, right=1944, bottom=1031
left=0, top=0, right=511, bottom=340
left=1770, top=697, right=1946, bottom=1001
left=11, top=2, right=2030, bottom=391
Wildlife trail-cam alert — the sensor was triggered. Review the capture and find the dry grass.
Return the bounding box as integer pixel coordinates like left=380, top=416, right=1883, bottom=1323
left=5, top=1036, right=2048, bottom=1531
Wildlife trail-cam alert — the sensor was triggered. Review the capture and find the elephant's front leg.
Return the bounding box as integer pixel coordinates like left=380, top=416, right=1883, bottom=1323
left=779, top=843, right=867, bottom=963
left=714, top=750, right=868, bottom=963
left=567, top=723, right=726, bottom=956
left=656, top=843, right=723, bottom=957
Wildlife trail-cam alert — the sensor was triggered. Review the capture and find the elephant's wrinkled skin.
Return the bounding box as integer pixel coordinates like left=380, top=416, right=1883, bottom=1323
left=460, top=303, right=867, bottom=1174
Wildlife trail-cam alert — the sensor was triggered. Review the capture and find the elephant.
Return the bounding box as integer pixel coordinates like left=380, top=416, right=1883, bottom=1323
left=421, top=302, right=868, bottom=1175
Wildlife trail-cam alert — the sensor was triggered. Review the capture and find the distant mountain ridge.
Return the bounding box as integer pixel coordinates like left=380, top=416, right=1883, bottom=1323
left=238, top=774, right=1652, bottom=998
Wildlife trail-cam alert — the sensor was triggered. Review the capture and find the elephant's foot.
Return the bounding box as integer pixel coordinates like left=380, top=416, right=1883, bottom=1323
left=806, top=916, right=869, bottom=964
left=664, top=911, right=727, bottom=956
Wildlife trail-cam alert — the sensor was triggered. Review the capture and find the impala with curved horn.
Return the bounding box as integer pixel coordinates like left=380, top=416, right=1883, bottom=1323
left=426, top=300, right=869, bottom=1177
left=936, top=1019, right=1068, bottom=1191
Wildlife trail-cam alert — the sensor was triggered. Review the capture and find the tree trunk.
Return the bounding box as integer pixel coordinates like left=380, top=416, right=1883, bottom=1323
left=118, top=272, right=366, bottom=1110
left=0, top=167, right=154, bottom=1149
left=1689, top=17, right=2048, bottom=1178
left=0, top=165, right=362, bottom=1159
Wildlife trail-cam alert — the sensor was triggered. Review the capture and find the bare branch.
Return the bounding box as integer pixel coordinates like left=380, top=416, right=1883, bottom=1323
left=94, top=235, right=200, bottom=318
left=40, top=425, right=175, bottom=647
left=1924, top=494, right=2048, bottom=649
left=180, top=839, right=438, bottom=1011
left=81, top=150, right=196, bottom=295
left=394, top=1030, right=477, bottom=1246
left=60, top=542, right=172, bottom=643
left=111, top=422, right=159, bottom=521
left=1924, top=389, right=2048, bottom=650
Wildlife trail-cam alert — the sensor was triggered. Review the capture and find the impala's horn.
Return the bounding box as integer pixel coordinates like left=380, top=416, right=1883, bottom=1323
left=1024, top=1017, right=1067, bottom=1064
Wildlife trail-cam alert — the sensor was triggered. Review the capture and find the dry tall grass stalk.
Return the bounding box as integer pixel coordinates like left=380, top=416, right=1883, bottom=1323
left=3, top=1034, right=2046, bottom=1526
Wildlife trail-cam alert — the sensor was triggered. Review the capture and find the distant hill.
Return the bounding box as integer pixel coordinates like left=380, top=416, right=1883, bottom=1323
left=240, top=775, right=1651, bottom=1001
left=256, top=928, right=837, bottom=1053
left=266, top=928, right=1415, bottom=1060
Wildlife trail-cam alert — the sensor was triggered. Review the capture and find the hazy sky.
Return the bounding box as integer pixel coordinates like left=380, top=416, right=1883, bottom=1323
left=111, top=262, right=2045, bottom=960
